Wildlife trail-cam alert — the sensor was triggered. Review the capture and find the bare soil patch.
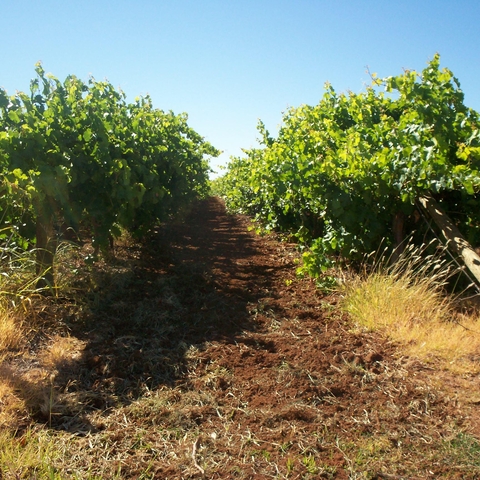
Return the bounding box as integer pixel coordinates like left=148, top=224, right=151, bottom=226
left=3, top=197, right=480, bottom=478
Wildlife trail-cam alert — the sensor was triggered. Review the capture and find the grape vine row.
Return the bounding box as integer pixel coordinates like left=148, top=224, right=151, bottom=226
left=216, top=55, right=480, bottom=276
left=0, top=64, right=219, bottom=287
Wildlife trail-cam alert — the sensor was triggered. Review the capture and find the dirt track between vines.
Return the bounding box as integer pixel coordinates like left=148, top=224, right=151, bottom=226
left=15, top=196, right=480, bottom=478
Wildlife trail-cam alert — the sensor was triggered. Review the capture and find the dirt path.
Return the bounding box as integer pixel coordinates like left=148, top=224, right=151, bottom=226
left=29, top=197, right=480, bottom=478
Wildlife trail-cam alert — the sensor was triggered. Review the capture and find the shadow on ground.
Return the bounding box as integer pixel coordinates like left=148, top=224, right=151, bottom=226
left=39, top=197, right=290, bottom=432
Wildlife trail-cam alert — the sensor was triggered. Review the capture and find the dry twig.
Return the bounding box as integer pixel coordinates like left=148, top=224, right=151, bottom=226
left=192, top=437, right=205, bottom=475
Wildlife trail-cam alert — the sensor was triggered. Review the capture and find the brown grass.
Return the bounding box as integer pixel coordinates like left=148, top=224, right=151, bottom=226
left=38, top=335, right=85, bottom=370
left=0, top=367, right=28, bottom=429
left=0, top=243, right=77, bottom=432
left=0, top=303, right=25, bottom=353
left=343, top=243, right=480, bottom=373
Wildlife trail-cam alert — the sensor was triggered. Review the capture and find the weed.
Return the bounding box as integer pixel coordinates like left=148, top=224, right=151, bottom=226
left=278, top=440, right=293, bottom=453
left=444, top=433, right=480, bottom=467
left=302, top=453, right=319, bottom=474
left=285, top=456, right=295, bottom=474
left=0, top=428, right=61, bottom=479
left=315, top=274, right=338, bottom=292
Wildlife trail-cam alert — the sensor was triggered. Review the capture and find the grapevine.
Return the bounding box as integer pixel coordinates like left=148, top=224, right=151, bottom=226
left=0, top=64, right=219, bottom=288
left=218, top=55, right=480, bottom=276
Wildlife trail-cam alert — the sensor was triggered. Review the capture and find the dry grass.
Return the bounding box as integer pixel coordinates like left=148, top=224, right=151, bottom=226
left=343, top=242, right=480, bottom=373
left=0, top=303, right=25, bottom=353
left=0, top=240, right=81, bottom=432
left=38, top=335, right=85, bottom=370
left=0, top=300, right=33, bottom=430
left=0, top=366, right=28, bottom=429
left=1, top=203, right=480, bottom=478
left=343, top=270, right=451, bottom=329
left=0, top=241, right=39, bottom=354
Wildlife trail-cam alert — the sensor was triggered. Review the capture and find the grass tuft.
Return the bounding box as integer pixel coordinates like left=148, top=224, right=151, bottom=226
left=0, top=302, right=25, bottom=353
left=38, top=335, right=85, bottom=370
left=343, top=241, right=480, bottom=372
left=0, top=428, right=62, bottom=479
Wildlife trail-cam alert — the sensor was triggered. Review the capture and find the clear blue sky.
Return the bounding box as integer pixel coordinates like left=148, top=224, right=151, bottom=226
left=1, top=1, right=479, bottom=177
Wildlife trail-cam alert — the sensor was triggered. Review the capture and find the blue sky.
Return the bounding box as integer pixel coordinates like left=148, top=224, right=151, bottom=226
left=1, top=1, right=479, bottom=176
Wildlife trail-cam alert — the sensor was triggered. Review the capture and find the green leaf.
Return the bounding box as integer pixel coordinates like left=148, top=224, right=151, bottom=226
left=8, top=110, right=21, bottom=123
left=83, top=129, right=93, bottom=142
left=464, top=180, right=475, bottom=195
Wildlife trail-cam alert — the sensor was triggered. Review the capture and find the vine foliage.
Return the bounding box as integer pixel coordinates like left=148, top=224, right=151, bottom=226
left=0, top=64, right=219, bottom=288
left=217, top=55, right=480, bottom=276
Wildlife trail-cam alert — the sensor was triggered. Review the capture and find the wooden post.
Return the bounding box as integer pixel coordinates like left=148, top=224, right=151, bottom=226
left=35, top=203, right=56, bottom=291
left=418, top=194, right=480, bottom=285
left=391, top=211, right=406, bottom=264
